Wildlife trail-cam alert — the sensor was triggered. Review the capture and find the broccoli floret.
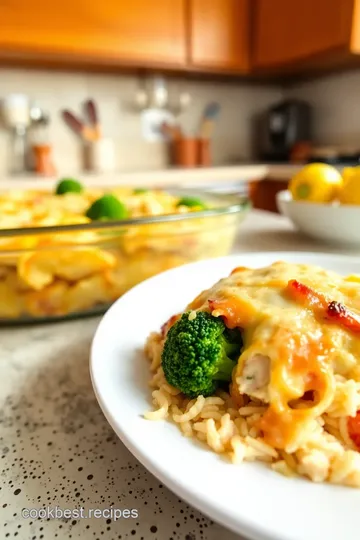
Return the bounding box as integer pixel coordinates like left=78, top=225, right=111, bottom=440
left=56, top=178, right=83, bottom=195
left=85, top=194, right=128, bottom=221
left=133, top=188, right=149, bottom=194
left=176, top=196, right=207, bottom=210
left=161, top=311, right=243, bottom=397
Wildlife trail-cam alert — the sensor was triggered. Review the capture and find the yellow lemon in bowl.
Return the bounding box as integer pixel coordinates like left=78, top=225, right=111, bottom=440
left=289, top=163, right=343, bottom=203
left=340, top=166, right=360, bottom=205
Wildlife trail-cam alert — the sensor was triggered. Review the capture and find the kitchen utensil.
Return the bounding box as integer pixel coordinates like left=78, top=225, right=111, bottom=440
left=161, top=122, right=182, bottom=141
left=62, top=110, right=96, bottom=142
left=134, top=76, right=150, bottom=111
left=170, top=90, right=192, bottom=117
left=178, top=91, right=192, bottom=113
left=30, top=104, right=49, bottom=126
left=199, top=102, right=220, bottom=139
left=161, top=122, right=173, bottom=139
left=84, top=99, right=101, bottom=140
left=151, top=76, right=168, bottom=109
left=134, top=75, right=191, bottom=115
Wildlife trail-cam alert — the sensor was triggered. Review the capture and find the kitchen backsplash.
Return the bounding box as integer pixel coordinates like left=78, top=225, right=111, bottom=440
left=0, top=68, right=282, bottom=177
left=2, top=67, right=359, bottom=177
left=284, top=70, right=360, bottom=149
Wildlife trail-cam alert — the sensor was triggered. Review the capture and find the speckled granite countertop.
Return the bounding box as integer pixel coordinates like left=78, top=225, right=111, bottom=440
left=1, top=209, right=352, bottom=540
left=0, top=318, right=242, bottom=540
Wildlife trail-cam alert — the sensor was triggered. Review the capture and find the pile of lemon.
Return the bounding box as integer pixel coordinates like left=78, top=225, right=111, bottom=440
left=289, top=163, right=360, bottom=205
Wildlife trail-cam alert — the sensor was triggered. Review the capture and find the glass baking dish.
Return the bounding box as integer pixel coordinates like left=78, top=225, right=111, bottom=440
left=0, top=189, right=250, bottom=324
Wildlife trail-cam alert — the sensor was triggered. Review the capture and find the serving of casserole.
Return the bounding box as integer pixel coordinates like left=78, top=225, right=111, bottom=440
left=145, top=261, right=360, bottom=487
left=0, top=181, right=249, bottom=322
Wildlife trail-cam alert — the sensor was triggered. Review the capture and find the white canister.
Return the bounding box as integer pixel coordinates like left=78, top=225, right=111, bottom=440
left=84, top=138, right=116, bottom=173
left=1, top=94, right=30, bottom=128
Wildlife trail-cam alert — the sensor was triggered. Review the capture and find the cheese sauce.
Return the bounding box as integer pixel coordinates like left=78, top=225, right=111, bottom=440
left=191, top=261, right=360, bottom=450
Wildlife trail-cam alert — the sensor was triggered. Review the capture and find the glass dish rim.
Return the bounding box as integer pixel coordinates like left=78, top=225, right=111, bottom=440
left=0, top=191, right=251, bottom=239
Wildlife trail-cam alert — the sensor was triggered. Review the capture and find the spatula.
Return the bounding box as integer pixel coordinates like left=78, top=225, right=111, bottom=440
left=62, top=110, right=97, bottom=142
left=199, top=102, right=220, bottom=140
left=84, top=99, right=102, bottom=140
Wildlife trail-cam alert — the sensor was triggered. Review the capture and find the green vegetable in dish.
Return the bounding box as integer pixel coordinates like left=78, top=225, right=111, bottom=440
left=161, top=311, right=243, bottom=397
left=176, top=196, right=207, bottom=209
left=55, top=178, right=84, bottom=195
left=86, top=194, right=129, bottom=221
left=133, top=188, right=149, bottom=194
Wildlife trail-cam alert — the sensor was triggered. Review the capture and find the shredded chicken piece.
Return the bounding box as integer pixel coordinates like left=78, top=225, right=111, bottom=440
left=237, top=353, right=271, bottom=402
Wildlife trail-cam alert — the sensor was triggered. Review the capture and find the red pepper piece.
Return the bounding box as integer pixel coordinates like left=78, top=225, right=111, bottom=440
left=286, top=279, right=327, bottom=311
left=348, top=411, right=360, bottom=449
left=287, top=279, right=360, bottom=335
left=326, top=301, right=360, bottom=334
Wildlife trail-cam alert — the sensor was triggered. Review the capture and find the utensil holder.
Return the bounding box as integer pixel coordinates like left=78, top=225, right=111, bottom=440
left=199, top=139, right=212, bottom=167
left=173, top=138, right=199, bottom=168
left=172, top=138, right=212, bottom=168
left=84, top=138, right=115, bottom=173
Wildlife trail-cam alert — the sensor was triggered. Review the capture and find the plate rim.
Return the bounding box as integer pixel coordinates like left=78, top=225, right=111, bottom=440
left=90, top=251, right=360, bottom=540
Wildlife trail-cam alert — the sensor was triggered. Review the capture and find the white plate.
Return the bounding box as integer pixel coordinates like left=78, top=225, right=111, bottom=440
left=90, top=252, right=360, bottom=540
left=277, top=190, right=360, bottom=246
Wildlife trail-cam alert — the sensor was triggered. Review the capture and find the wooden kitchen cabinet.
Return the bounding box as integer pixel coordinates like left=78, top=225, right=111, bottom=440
left=4, top=0, right=360, bottom=77
left=189, top=0, right=250, bottom=72
left=0, top=0, right=187, bottom=67
left=252, top=0, right=360, bottom=72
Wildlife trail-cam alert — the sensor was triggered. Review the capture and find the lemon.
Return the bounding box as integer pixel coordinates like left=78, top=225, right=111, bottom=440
left=340, top=166, right=360, bottom=205
left=342, top=167, right=357, bottom=182
left=289, top=163, right=343, bottom=203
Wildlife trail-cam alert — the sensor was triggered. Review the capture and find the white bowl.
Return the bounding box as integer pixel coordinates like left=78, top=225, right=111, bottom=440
left=277, top=190, right=360, bottom=246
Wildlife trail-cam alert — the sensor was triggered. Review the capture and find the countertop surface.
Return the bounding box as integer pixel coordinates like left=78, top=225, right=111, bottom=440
left=1, top=209, right=358, bottom=540
left=0, top=163, right=304, bottom=191
left=0, top=162, right=351, bottom=191
left=0, top=165, right=268, bottom=191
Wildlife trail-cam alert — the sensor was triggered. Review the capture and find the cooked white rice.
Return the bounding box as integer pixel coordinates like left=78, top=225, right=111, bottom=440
left=144, top=331, right=360, bottom=487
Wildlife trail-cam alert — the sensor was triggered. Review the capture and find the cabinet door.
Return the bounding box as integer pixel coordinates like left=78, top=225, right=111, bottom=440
left=253, top=0, right=354, bottom=68
left=0, top=0, right=187, bottom=66
left=189, top=0, right=250, bottom=72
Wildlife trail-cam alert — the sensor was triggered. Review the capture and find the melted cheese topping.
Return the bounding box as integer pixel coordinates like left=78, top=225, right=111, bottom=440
left=190, top=261, right=360, bottom=451
left=0, top=187, right=203, bottom=231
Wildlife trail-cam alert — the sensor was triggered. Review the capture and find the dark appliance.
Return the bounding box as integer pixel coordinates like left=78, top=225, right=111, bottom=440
left=258, top=99, right=312, bottom=162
